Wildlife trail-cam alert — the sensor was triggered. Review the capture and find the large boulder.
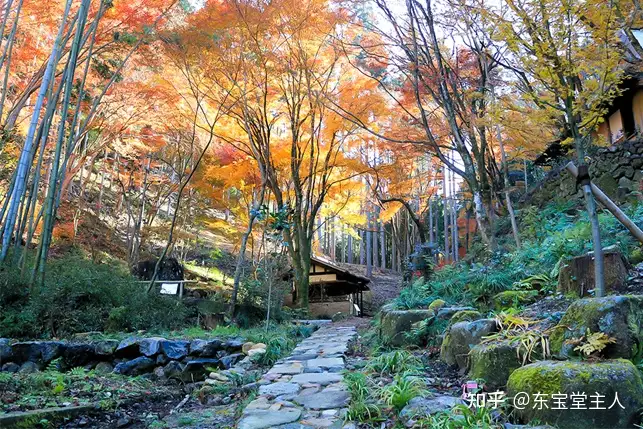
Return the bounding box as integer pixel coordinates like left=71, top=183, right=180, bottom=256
left=469, top=340, right=522, bottom=390
left=160, top=340, right=189, bottom=360
left=94, top=340, right=119, bottom=356
left=441, top=319, right=499, bottom=369
left=138, top=337, right=165, bottom=357
left=549, top=295, right=643, bottom=359
left=0, top=339, right=12, bottom=363
left=190, top=339, right=223, bottom=357
left=115, top=337, right=140, bottom=358
left=557, top=247, right=629, bottom=297
left=11, top=341, right=65, bottom=365
left=61, top=344, right=96, bottom=370
left=379, top=304, right=434, bottom=346
left=114, top=356, right=155, bottom=376
left=507, top=360, right=643, bottom=429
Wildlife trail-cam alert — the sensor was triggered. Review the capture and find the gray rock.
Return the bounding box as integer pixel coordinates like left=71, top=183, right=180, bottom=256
left=0, top=338, right=12, bottom=362
left=94, top=340, right=119, bottom=356
left=550, top=295, right=643, bottom=359
left=19, top=361, right=39, bottom=373
left=115, top=337, right=140, bottom=358
left=11, top=341, right=65, bottom=364
left=440, top=319, right=498, bottom=369
left=1, top=362, right=19, bottom=373
left=182, top=358, right=220, bottom=381
left=94, top=362, right=114, bottom=373
left=189, top=339, right=223, bottom=357
left=306, top=357, right=344, bottom=370
left=220, top=353, right=244, bottom=369
left=163, top=360, right=183, bottom=379
left=224, top=338, right=245, bottom=352
left=138, top=337, right=165, bottom=357
left=156, top=354, right=169, bottom=365
left=294, top=390, right=350, bottom=409
left=238, top=409, right=302, bottom=429
left=436, top=307, right=476, bottom=320
left=114, top=356, right=155, bottom=375
left=291, top=372, right=343, bottom=386
left=258, top=382, right=301, bottom=396
left=400, top=396, right=462, bottom=420
left=160, top=340, right=189, bottom=360
left=61, top=343, right=96, bottom=369
left=153, top=366, right=165, bottom=378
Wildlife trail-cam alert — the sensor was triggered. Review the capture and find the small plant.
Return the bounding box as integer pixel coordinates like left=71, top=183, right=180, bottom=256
left=572, top=329, right=616, bottom=357
left=419, top=404, right=500, bottom=428
left=366, top=350, right=422, bottom=375
left=379, top=372, right=427, bottom=411
left=345, top=400, right=384, bottom=422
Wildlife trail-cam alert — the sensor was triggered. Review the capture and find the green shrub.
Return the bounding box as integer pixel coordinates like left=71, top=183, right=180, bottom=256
left=379, top=372, right=427, bottom=411
left=366, top=350, right=422, bottom=375
left=0, top=251, right=190, bottom=338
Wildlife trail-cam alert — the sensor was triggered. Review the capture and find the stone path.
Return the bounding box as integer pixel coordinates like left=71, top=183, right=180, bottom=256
left=237, top=325, right=357, bottom=429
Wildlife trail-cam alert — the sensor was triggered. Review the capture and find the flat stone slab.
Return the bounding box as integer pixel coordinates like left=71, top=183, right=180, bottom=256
left=268, top=362, right=305, bottom=375
left=306, top=357, right=344, bottom=369
left=291, top=372, right=343, bottom=386
left=294, top=390, right=350, bottom=410
left=258, top=382, right=301, bottom=397
left=238, top=409, right=302, bottom=429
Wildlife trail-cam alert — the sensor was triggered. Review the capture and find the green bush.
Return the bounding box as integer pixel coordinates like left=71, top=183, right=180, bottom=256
left=0, top=252, right=190, bottom=338
left=393, top=202, right=643, bottom=309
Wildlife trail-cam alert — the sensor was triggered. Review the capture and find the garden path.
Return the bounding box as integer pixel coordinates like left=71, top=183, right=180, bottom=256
left=237, top=324, right=357, bottom=429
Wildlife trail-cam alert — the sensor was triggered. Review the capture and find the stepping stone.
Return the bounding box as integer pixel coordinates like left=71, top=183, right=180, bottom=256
left=269, top=362, right=305, bottom=375
left=238, top=409, right=302, bottom=429
left=291, top=372, right=343, bottom=386
left=300, top=417, right=338, bottom=427
left=306, top=357, right=344, bottom=370
left=294, top=390, right=350, bottom=410
left=258, top=382, right=301, bottom=396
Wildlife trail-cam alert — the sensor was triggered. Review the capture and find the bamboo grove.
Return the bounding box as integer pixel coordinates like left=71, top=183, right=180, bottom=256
left=0, top=0, right=639, bottom=306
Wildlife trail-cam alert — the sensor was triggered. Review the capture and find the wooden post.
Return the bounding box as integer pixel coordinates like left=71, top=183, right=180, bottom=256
left=565, top=162, right=643, bottom=244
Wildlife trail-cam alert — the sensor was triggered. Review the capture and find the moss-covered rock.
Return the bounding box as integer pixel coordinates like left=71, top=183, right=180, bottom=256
left=557, top=247, right=629, bottom=297
left=549, top=295, right=643, bottom=359
left=379, top=305, right=434, bottom=347
left=469, top=340, right=522, bottom=390
left=507, top=360, right=643, bottom=429
left=492, top=290, right=539, bottom=310
left=440, top=319, right=498, bottom=369
left=428, top=299, right=447, bottom=314
left=449, top=310, right=483, bottom=326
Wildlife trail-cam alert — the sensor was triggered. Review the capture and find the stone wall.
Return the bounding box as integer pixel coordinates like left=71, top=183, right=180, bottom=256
left=524, top=139, right=643, bottom=207
left=0, top=336, right=245, bottom=380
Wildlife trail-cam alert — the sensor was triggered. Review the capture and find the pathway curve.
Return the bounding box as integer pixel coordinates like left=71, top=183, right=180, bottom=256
left=238, top=324, right=357, bottom=429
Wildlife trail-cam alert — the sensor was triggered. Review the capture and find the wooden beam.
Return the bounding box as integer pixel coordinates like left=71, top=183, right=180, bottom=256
left=566, top=162, right=643, bottom=244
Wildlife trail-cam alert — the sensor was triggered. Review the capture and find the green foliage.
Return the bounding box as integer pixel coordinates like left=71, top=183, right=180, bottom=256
left=379, top=372, right=427, bottom=411
left=418, top=404, right=500, bottom=428
left=0, top=251, right=190, bottom=338
left=344, top=371, right=385, bottom=423
left=392, top=202, right=643, bottom=310
left=405, top=318, right=449, bottom=347
left=393, top=277, right=434, bottom=309
left=366, top=350, right=422, bottom=375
